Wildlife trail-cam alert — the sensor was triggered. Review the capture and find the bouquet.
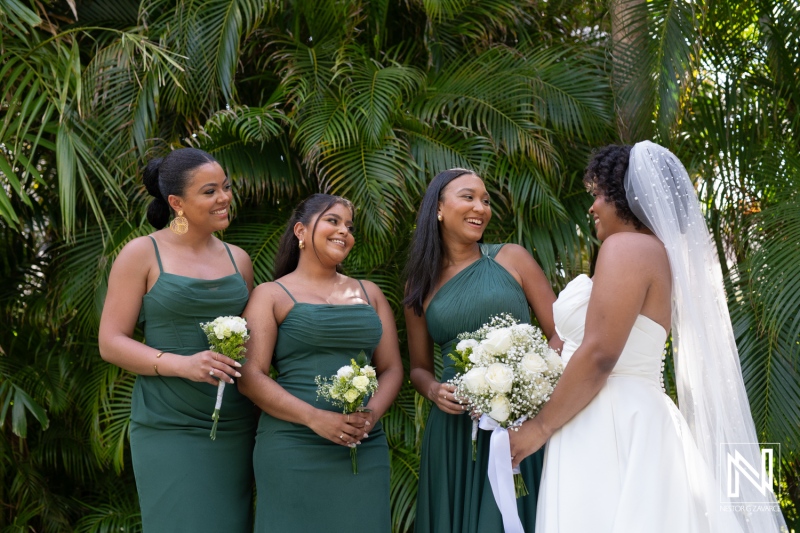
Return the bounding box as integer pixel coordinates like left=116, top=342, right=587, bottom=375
left=449, top=313, right=563, bottom=500
left=315, top=352, right=378, bottom=474
left=200, top=316, right=249, bottom=440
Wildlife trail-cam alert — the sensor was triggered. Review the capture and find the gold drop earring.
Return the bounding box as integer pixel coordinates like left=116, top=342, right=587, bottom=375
left=298, top=239, right=305, bottom=250
left=170, top=210, right=189, bottom=235
left=437, top=213, right=443, bottom=222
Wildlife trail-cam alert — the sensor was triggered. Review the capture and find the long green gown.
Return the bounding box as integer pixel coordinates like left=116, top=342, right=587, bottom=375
left=415, top=244, right=544, bottom=533
left=130, top=236, right=257, bottom=532
left=253, top=281, right=391, bottom=532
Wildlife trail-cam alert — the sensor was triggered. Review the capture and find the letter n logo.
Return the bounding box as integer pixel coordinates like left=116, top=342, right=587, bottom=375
left=722, top=443, right=780, bottom=502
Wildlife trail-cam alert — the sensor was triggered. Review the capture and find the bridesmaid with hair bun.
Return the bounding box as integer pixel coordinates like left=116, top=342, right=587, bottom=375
left=99, top=147, right=256, bottom=532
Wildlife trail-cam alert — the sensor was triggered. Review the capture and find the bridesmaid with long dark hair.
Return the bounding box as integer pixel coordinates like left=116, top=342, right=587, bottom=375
left=238, top=193, right=403, bottom=532
left=404, top=169, right=562, bottom=533
left=99, top=148, right=256, bottom=532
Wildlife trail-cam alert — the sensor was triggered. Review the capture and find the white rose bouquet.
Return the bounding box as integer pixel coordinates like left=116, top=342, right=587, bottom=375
left=449, top=313, right=563, bottom=499
left=315, top=352, right=378, bottom=474
left=200, top=316, right=249, bottom=440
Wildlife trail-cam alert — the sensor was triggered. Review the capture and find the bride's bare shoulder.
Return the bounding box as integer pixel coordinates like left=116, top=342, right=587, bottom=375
left=597, top=232, right=667, bottom=268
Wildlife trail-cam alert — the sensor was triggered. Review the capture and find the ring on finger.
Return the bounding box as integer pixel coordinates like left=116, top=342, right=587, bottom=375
left=339, top=434, right=344, bottom=440
left=209, top=369, right=215, bottom=376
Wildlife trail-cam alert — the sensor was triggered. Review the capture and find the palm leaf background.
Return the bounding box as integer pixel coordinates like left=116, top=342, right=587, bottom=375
left=1, top=0, right=798, bottom=529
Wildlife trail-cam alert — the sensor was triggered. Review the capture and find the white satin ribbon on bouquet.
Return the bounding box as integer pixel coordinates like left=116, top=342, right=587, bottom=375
left=478, top=414, right=525, bottom=533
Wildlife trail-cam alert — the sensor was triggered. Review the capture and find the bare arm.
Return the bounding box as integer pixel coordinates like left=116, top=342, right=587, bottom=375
left=406, top=306, right=464, bottom=415
left=98, top=237, right=240, bottom=385
left=509, top=234, right=655, bottom=466
left=360, top=281, right=403, bottom=423
left=229, top=244, right=255, bottom=293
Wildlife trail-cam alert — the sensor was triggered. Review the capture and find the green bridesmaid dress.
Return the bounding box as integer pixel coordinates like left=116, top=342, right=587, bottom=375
left=415, top=244, right=544, bottom=533
left=253, top=281, right=391, bottom=532
left=130, top=236, right=257, bottom=532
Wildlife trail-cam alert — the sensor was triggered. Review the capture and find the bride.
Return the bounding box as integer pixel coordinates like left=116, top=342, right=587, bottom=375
left=509, top=141, right=787, bottom=532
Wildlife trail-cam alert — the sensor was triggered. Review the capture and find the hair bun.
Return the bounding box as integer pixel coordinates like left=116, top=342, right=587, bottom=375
left=142, top=157, right=165, bottom=200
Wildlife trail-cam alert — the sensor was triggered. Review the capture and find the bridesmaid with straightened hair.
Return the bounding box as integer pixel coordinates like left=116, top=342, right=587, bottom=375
left=99, top=147, right=256, bottom=532
left=404, top=168, right=562, bottom=533
left=239, top=193, right=403, bottom=532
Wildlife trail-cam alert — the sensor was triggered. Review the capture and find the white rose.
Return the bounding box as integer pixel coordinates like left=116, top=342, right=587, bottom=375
left=484, top=363, right=514, bottom=393
left=545, top=351, right=563, bottom=372
left=461, top=367, right=489, bottom=394
left=352, top=375, right=370, bottom=392
left=344, top=388, right=360, bottom=403
left=481, top=327, right=513, bottom=355
left=227, top=317, right=247, bottom=335
left=456, top=339, right=479, bottom=352
left=213, top=324, right=230, bottom=339
left=468, top=344, right=487, bottom=365
left=337, top=366, right=355, bottom=379
left=488, top=394, right=511, bottom=423
left=521, top=352, right=547, bottom=374
left=362, top=365, right=376, bottom=378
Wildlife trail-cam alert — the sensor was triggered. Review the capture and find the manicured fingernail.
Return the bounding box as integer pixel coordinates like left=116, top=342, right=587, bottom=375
left=234, top=362, right=242, bottom=367
left=235, top=371, right=242, bottom=377
left=365, top=421, right=370, bottom=426
left=363, top=433, right=369, bottom=438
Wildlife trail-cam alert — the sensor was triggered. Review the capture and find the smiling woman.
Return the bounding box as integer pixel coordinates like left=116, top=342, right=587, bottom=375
left=403, top=168, right=562, bottom=533
left=237, top=193, right=403, bottom=532
left=98, top=147, right=257, bottom=533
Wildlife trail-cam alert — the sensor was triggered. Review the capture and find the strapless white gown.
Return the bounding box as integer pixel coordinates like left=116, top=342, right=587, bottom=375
left=535, top=275, right=744, bottom=533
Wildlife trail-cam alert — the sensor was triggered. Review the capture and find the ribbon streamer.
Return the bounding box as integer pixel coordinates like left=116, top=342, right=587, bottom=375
left=479, top=414, right=525, bottom=533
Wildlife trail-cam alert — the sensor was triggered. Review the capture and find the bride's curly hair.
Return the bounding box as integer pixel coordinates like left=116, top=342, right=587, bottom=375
left=583, top=144, right=645, bottom=230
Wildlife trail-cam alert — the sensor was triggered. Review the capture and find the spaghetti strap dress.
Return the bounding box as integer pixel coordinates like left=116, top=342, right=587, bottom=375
left=252, top=280, right=391, bottom=532
left=130, top=236, right=257, bottom=532
left=414, top=244, right=544, bottom=533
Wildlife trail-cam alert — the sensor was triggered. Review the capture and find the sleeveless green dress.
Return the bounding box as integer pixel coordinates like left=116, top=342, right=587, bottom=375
left=130, top=236, right=257, bottom=532
left=415, top=244, right=544, bottom=533
left=252, top=281, right=391, bottom=532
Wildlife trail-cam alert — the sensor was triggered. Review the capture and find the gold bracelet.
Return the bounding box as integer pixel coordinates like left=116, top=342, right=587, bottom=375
left=154, top=351, right=164, bottom=376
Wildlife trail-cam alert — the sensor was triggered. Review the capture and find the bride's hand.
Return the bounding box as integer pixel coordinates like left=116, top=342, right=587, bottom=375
left=429, top=382, right=467, bottom=415
left=509, top=419, right=549, bottom=469
left=548, top=336, right=564, bottom=356
left=308, top=410, right=369, bottom=447
left=180, top=350, right=241, bottom=385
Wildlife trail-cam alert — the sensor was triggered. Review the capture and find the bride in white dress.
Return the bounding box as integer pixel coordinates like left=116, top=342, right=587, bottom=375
left=509, top=141, right=787, bottom=533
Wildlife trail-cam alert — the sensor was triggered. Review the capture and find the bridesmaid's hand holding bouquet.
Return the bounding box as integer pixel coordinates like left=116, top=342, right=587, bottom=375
left=200, top=316, right=249, bottom=440
left=315, top=352, right=378, bottom=474
left=449, top=314, right=564, bottom=496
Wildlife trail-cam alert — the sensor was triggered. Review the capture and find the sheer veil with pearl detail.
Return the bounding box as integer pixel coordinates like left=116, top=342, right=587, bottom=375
left=625, top=141, right=787, bottom=532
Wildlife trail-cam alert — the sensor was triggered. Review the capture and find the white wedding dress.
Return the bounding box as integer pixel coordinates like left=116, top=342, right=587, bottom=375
left=535, top=274, right=744, bottom=533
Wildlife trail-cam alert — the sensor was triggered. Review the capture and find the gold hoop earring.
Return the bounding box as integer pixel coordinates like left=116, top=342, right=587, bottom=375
left=170, top=210, right=188, bottom=235
left=298, top=239, right=305, bottom=250
left=437, top=214, right=443, bottom=222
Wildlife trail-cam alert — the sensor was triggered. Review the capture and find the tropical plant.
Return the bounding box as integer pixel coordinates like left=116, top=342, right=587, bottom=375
left=1, top=0, right=798, bottom=530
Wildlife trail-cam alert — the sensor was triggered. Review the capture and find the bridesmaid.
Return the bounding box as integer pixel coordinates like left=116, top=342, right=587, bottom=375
left=404, top=168, right=562, bottom=533
left=238, top=193, right=403, bottom=532
left=98, top=148, right=257, bottom=532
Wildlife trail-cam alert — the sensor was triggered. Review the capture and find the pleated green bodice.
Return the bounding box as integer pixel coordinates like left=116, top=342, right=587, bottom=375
left=271, top=304, right=382, bottom=410
left=426, top=243, right=531, bottom=380
left=129, top=236, right=256, bottom=533
left=415, top=243, right=544, bottom=533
